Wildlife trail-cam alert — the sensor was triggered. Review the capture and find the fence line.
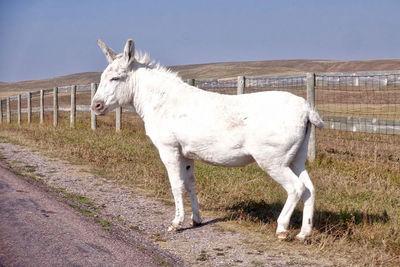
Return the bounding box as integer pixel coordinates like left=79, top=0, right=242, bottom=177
left=71, top=85, right=76, bottom=128
left=6, top=97, right=10, bottom=123
left=40, top=90, right=44, bottom=124
left=53, top=87, right=58, bottom=127
left=306, top=73, right=316, bottom=161
left=27, top=92, right=31, bottom=123
left=91, top=83, right=97, bottom=130
left=17, top=94, right=21, bottom=125
left=0, top=99, right=2, bottom=124
left=1, top=70, right=400, bottom=163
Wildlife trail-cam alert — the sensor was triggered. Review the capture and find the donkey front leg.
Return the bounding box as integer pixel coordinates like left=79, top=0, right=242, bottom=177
left=182, top=158, right=202, bottom=227
left=158, top=147, right=186, bottom=232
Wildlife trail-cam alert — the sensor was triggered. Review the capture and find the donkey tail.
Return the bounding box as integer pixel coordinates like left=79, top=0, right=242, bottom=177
left=309, top=109, right=324, bottom=128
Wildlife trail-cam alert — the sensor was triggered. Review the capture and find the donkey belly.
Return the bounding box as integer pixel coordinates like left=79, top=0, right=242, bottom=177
left=180, top=142, right=254, bottom=167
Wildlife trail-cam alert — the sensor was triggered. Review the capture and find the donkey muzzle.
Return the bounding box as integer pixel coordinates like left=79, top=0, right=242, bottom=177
left=91, top=100, right=107, bottom=115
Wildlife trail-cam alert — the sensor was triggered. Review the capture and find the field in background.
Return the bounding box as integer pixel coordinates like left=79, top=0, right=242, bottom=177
left=0, top=113, right=399, bottom=266
left=3, top=58, right=400, bottom=97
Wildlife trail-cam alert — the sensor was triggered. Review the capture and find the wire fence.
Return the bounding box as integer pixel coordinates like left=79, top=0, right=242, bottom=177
left=315, top=71, right=400, bottom=169
left=193, top=78, right=238, bottom=95
left=1, top=70, right=399, bottom=168
left=244, top=74, right=306, bottom=98
left=195, top=71, right=400, bottom=168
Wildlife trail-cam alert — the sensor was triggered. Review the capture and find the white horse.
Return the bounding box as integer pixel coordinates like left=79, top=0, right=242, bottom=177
left=91, top=39, right=324, bottom=241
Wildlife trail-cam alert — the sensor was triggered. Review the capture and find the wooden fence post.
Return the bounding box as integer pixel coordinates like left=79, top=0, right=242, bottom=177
left=27, top=92, right=32, bottom=124
left=306, top=73, right=316, bottom=162
left=237, top=76, right=245, bottom=94
left=17, top=94, right=21, bottom=125
left=116, top=106, right=122, bottom=132
left=187, top=78, right=195, bottom=86
left=6, top=97, right=10, bottom=124
left=0, top=99, right=2, bottom=124
left=40, top=90, right=44, bottom=124
left=70, top=85, right=76, bottom=128
left=91, top=83, right=97, bottom=130
left=53, top=87, right=58, bottom=127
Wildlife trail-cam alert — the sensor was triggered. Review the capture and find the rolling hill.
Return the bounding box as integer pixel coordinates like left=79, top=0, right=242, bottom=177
left=1, top=59, right=400, bottom=98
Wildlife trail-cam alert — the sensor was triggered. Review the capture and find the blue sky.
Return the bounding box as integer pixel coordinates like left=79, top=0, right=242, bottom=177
left=0, top=0, right=399, bottom=82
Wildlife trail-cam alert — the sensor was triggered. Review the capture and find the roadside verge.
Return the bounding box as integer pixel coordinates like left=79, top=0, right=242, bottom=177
left=0, top=142, right=337, bottom=266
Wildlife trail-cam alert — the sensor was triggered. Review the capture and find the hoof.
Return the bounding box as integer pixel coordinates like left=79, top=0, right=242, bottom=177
left=190, top=220, right=202, bottom=227
left=277, top=232, right=289, bottom=241
left=168, top=225, right=181, bottom=232
left=296, top=232, right=311, bottom=243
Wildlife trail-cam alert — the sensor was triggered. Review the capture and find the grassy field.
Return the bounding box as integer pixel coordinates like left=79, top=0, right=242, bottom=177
left=0, top=113, right=399, bottom=266
left=317, top=103, right=400, bottom=119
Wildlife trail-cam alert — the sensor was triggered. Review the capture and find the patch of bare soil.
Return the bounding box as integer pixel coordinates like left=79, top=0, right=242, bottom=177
left=0, top=142, right=339, bottom=266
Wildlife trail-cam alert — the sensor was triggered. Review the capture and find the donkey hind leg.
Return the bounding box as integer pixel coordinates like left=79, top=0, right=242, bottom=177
left=290, top=130, right=315, bottom=240
left=158, top=147, right=186, bottom=232
left=291, top=161, right=315, bottom=241
left=182, top=158, right=202, bottom=226
left=257, top=161, right=305, bottom=240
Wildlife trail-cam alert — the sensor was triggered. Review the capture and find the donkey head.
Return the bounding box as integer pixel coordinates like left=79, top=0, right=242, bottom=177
left=91, top=39, right=135, bottom=115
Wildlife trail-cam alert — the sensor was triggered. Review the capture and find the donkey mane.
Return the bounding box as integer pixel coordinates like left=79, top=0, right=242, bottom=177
left=135, top=51, right=181, bottom=80
left=115, top=50, right=176, bottom=77
left=134, top=50, right=155, bottom=67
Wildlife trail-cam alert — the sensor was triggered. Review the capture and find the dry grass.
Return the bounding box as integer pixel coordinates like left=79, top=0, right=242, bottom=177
left=0, top=113, right=399, bottom=266
left=318, top=103, right=400, bottom=119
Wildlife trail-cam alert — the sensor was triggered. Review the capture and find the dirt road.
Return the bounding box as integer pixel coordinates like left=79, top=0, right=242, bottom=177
left=0, top=161, right=181, bottom=266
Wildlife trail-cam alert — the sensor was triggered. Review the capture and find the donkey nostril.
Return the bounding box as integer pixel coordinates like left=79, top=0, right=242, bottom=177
left=92, top=100, right=105, bottom=112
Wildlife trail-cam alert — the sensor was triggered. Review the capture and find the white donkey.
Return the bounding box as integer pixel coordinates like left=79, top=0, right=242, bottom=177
left=92, top=39, right=324, bottom=240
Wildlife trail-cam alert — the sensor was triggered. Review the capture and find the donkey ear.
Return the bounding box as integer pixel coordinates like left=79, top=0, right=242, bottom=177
left=97, top=40, right=116, bottom=64
left=123, top=39, right=135, bottom=66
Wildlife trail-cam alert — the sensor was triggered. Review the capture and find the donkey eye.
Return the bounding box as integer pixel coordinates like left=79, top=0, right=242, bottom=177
left=110, top=77, right=120, bottom=81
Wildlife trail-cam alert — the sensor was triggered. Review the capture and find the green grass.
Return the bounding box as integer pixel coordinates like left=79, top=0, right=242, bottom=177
left=129, top=225, right=144, bottom=233
left=196, top=250, right=209, bottom=262
left=1, top=114, right=400, bottom=265
left=72, top=195, right=95, bottom=206
left=22, top=164, right=37, bottom=173
left=68, top=196, right=111, bottom=230
left=115, top=215, right=124, bottom=222
left=95, top=218, right=112, bottom=231
left=155, top=258, right=171, bottom=267
left=69, top=204, right=95, bottom=217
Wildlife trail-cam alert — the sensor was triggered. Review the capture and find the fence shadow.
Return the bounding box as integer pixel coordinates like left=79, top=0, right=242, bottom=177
left=224, top=200, right=390, bottom=237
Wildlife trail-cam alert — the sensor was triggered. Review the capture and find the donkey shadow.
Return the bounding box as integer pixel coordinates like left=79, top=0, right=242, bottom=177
left=221, top=200, right=390, bottom=237
left=180, top=200, right=389, bottom=236
left=179, top=218, right=224, bottom=232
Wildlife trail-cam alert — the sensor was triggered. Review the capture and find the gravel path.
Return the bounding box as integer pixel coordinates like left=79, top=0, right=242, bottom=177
left=0, top=142, right=334, bottom=266
left=0, top=161, right=170, bottom=267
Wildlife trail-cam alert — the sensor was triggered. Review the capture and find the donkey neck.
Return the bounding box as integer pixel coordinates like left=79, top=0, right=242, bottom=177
left=130, top=66, right=186, bottom=120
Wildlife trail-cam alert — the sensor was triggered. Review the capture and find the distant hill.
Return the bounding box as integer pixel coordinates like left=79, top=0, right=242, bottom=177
left=0, top=72, right=101, bottom=98
left=170, top=59, right=400, bottom=79
left=1, top=59, right=400, bottom=98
